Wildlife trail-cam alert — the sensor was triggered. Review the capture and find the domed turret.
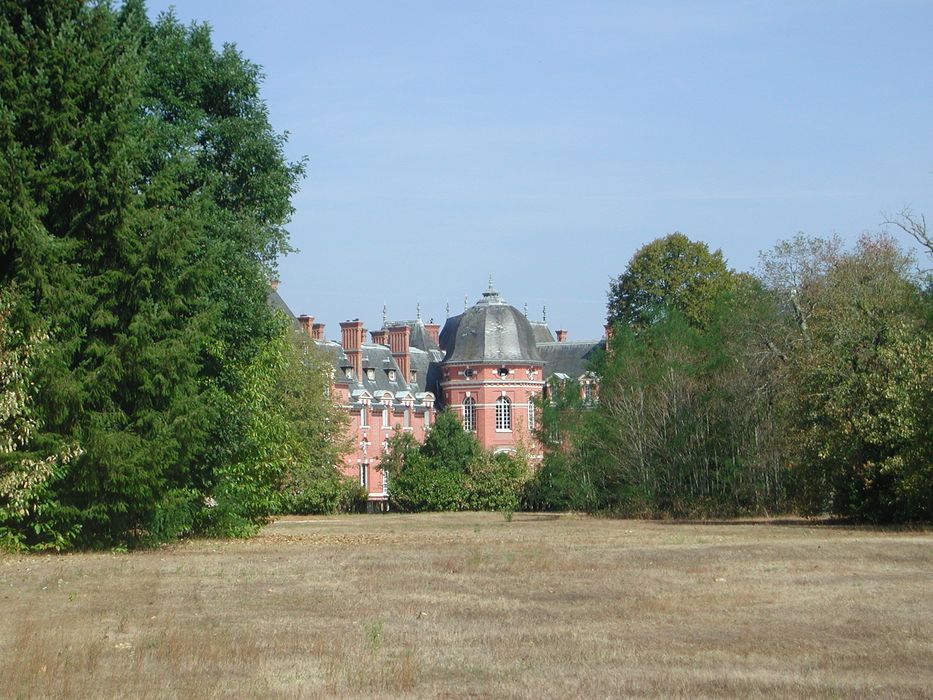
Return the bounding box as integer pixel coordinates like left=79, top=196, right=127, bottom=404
left=440, top=281, right=541, bottom=365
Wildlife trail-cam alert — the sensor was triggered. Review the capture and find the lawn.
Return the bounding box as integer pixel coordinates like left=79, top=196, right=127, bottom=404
left=1, top=513, right=930, bottom=698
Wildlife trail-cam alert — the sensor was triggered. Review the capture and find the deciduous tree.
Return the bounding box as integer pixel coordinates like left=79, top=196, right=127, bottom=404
left=607, top=233, right=735, bottom=329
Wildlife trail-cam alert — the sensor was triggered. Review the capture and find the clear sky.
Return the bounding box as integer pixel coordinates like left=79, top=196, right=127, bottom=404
left=146, top=1, right=932, bottom=339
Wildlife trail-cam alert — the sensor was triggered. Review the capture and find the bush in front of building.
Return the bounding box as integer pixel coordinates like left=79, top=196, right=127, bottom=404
left=379, top=411, right=531, bottom=512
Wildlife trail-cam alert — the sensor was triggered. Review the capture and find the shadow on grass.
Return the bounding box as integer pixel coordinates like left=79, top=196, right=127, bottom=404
left=648, top=516, right=931, bottom=532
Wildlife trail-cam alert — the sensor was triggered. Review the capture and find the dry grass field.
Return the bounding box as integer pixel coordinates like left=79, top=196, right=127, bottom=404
left=1, top=513, right=931, bottom=699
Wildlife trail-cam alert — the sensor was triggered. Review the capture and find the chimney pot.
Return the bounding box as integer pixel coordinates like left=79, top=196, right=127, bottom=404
left=424, top=323, right=440, bottom=347
left=340, top=320, right=365, bottom=381
left=388, top=324, right=411, bottom=384
left=297, top=314, right=314, bottom=337
left=556, top=329, right=568, bottom=342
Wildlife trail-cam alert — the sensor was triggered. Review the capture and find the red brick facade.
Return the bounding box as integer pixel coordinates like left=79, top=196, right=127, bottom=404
left=275, top=282, right=604, bottom=507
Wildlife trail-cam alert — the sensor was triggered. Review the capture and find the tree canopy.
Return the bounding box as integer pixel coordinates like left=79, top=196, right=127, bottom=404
left=0, top=1, right=346, bottom=549
left=607, top=232, right=735, bottom=329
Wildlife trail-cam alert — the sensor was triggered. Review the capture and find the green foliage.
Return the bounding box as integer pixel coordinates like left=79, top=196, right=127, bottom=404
left=420, top=408, right=483, bottom=474
left=534, top=285, right=789, bottom=518
left=465, top=450, right=529, bottom=512
left=0, top=289, right=83, bottom=550
left=0, top=2, right=347, bottom=548
left=608, top=232, right=735, bottom=329
left=777, top=234, right=933, bottom=521
left=275, top=328, right=360, bottom=515
left=380, top=411, right=530, bottom=512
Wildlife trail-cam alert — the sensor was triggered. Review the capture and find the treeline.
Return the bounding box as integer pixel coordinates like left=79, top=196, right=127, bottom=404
left=526, top=232, right=933, bottom=522
left=0, top=1, right=353, bottom=550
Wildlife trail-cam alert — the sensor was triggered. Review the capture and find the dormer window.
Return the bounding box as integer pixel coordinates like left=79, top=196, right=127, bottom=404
left=366, top=368, right=375, bottom=381
left=410, top=370, right=417, bottom=383
left=387, top=370, right=396, bottom=382
left=344, top=367, right=353, bottom=380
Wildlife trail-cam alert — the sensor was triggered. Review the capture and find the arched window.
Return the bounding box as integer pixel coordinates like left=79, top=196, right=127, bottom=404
left=462, top=397, right=476, bottom=432
left=495, top=396, right=512, bottom=431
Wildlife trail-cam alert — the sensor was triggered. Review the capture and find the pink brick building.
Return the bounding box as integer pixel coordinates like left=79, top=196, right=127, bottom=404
left=269, top=280, right=603, bottom=508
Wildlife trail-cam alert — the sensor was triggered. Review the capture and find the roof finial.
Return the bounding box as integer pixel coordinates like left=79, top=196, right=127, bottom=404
left=542, top=305, right=547, bottom=323
left=416, top=302, right=421, bottom=321
left=488, top=273, right=494, bottom=291
left=464, top=294, right=468, bottom=310
left=382, top=303, right=388, bottom=328
left=523, top=302, right=528, bottom=317
left=446, top=300, right=450, bottom=318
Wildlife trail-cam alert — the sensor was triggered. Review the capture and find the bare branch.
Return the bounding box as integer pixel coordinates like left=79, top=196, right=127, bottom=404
left=882, top=208, right=932, bottom=270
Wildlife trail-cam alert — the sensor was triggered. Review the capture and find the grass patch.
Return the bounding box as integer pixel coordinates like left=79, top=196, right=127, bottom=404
left=0, top=513, right=930, bottom=698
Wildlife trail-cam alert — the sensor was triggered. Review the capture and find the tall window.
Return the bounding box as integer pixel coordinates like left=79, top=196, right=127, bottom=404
left=360, top=405, right=368, bottom=428
left=403, top=407, right=411, bottom=428
left=359, top=463, right=368, bottom=489
left=583, top=382, right=594, bottom=403
left=495, top=396, right=512, bottom=431
left=382, top=406, right=390, bottom=428
left=462, top=397, right=476, bottom=432
left=528, top=400, right=535, bottom=431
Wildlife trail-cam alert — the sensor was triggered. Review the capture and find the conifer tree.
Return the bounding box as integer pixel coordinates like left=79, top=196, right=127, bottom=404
left=0, top=2, right=308, bottom=547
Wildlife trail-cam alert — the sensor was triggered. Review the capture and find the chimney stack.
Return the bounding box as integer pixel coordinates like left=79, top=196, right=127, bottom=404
left=371, top=329, right=388, bottom=346
left=388, top=324, right=411, bottom=383
left=604, top=322, right=614, bottom=353
left=270, top=278, right=280, bottom=291
left=340, top=320, right=364, bottom=381
left=297, top=314, right=314, bottom=337
left=424, top=322, right=440, bottom=347
left=312, top=323, right=325, bottom=341
left=556, top=329, right=568, bottom=342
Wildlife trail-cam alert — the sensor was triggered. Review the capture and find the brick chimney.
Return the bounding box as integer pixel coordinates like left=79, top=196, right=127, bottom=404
left=370, top=329, right=388, bottom=346
left=425, top=323, right=440, bottom=347
left=387, top=324, right=411, bottom=383
left=604, top=322, right=614, bottom=353
left=556, top=329, right=568, bottom=342
left=297, top=314, right=314, bottom=337
left=312, top=323, right=325, bottom=341
left=340, top=320, right=364, bottom=381
left=270, top=278, right=280, bottom=291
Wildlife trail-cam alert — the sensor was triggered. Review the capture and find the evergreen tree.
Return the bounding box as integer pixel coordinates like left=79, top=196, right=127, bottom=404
left=0, top=2, right=311, bottom=547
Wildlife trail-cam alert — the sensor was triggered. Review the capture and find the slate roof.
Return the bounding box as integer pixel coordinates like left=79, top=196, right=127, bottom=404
left=267, top=288, right=297, bottom=321
left=268, top=283, right=602, bottom=412
left=440, top=285, right=542, bottom=365
left=537, top=340, right=604, bottom=381
left=529, top=321, right=555, bottom=344
left=386, top=319, right=438, bottom=352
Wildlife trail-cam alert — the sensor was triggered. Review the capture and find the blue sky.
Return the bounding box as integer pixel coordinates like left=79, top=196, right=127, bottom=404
left=147, top=1, right=932, bottom=338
